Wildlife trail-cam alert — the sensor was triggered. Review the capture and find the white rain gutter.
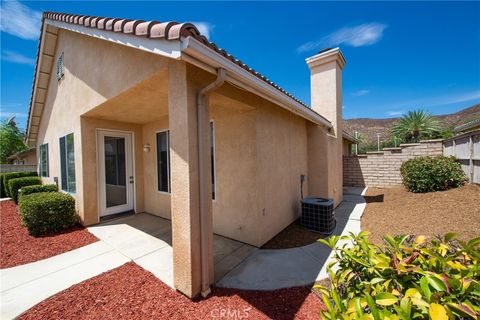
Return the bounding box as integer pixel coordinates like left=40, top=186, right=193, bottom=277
left=180, top=37, right=332, bottom=129
left=197, top=68, right=226, bottom=298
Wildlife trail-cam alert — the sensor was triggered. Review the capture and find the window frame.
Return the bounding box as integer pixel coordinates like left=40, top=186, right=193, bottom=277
left=155, top=129, right=171, bottom=194
left=59, top=133, right=76, bottom=194
left=39, top=143, right=49, bottom=177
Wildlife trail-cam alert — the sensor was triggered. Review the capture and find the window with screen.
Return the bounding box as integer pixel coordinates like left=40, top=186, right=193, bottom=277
left=59, top=133, right=76, bottom=193
left=156, top=131, right=170, bottom=193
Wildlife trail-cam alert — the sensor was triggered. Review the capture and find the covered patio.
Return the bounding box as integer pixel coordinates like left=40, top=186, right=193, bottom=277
left=77, top=58, right=261, bottom=298
left=87, top=213, right=256, bottom=287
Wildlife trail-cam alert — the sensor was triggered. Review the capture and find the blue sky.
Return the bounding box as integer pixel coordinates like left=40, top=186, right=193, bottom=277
left=1, top=1, right=479, bottom=129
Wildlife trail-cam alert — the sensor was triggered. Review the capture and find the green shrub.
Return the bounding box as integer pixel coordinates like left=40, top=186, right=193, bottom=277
left=400, top=156, right=467, bottom=193
left=8, top=176, right=42, bottom=203
left=317, top=232, right=480, bottom=319
left=19, top=192, right=77, bottom=236
left=2, top=171, right=38, bottom=197
left=20, top=184, right=58, bottom=198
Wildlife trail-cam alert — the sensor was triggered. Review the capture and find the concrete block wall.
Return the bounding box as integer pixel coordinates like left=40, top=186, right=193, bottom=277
left=343, top=140, right=443, bottom=187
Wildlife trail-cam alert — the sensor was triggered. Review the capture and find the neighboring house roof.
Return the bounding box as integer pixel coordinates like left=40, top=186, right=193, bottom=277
left=342, top=131, right=357, bottom=143
left=454, top=118, right=480, bottom=133
left=7, top=148, right=36, bottom=161
left=26, top=12, right=350, bottom=144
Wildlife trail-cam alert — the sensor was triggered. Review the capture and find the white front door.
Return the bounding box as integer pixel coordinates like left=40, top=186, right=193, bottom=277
left=97, top=130, right=134, bottom=217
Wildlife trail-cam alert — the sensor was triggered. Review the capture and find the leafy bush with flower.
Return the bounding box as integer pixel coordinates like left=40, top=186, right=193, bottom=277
left=317, top=232, right=480, bottom=319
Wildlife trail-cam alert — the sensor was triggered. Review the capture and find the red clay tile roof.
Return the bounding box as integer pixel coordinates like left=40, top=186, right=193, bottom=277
left=27, top=12, right=330, bottom=141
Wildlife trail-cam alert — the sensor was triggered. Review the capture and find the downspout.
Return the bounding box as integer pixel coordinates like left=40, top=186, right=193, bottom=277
left=197, top=68, right=226, bottom=297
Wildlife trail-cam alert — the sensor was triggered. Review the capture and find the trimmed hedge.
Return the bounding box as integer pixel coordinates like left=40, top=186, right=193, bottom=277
left=8, top=176, right=42, bottom=203
left=2, top=171, right=38, bottom=198
left=19, top=192, right=77, bottom=236
left=20, top=184, right=58, bottom=198
left=400, top=156, right=467, bottom=193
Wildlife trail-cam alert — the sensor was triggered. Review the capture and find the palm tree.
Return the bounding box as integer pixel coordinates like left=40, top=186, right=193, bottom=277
left=391, top=110, right=441, bottom=143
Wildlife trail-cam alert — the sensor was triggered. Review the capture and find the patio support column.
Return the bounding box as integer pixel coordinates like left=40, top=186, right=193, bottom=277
left=168, top=61, right=203, bottom=298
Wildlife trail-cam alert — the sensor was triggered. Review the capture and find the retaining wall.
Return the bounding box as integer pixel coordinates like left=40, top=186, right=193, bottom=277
left=343, top=140, right=443, bottom=187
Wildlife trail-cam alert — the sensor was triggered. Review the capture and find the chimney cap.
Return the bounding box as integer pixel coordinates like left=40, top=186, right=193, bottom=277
left=306, top=47, right=346, bottom=70
left=318, top=47, right=333, bottom=54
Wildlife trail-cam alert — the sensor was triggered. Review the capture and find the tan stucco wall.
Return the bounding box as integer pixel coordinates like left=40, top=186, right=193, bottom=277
left=209, top=95, right=259, bottom=245
left=343, top=139, right=352, bottom=156
left=141, top=116, right=171, bottom=219
left=255, top=103, right=309, bottom=246
left=35, top=28, right=168, bottom=221
left=24, top=152, right=37, bottom=165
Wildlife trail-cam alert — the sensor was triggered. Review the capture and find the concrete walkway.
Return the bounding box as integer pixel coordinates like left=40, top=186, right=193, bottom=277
left=1, top=213, right=255, bottom=318
left=216, top=187, right=367, bottom=290
left=0, top=241, right=129, bottom=319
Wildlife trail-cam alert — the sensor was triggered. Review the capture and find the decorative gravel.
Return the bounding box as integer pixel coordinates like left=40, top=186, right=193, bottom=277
left=19, top=262, right=323, bottom=319
left=362, top=184, right=480, bottom=244
left=0, top=200, right=98, bottom=268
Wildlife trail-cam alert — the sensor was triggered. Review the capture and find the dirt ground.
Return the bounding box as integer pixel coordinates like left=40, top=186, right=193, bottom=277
left=361, top=184, right=480, bottom=244
left=20, top=262, right=323, bottom=320
left=262, top=219, right=325, bottom=249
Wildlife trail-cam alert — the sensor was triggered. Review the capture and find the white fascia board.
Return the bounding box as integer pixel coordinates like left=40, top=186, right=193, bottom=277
left=26, top=23, right=48, bottom=145
left=181, top=37, right=332, bottom=128
left=45, top=19, right=182, bottom=59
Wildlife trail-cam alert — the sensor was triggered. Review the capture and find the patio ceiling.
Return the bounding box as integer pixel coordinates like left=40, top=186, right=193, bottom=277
left=83, top=70, right=169, bottom=124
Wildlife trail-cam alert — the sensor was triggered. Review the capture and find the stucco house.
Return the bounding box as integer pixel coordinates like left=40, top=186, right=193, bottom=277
left=7, top=148, right=37, bottom=165
left=26, top=11, right=353, bottom=298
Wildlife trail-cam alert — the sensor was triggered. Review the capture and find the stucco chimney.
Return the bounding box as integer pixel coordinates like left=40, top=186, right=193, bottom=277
left=306, top=47, right=346, bottom=136
left=305, top=48, right=346, bottom=206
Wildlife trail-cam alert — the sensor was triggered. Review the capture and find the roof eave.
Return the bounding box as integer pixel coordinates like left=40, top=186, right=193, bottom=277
left=181, top=37, right=332, bottom=129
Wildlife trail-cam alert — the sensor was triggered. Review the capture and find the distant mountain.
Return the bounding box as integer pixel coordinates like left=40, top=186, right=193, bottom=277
left=343, top=104, right=480, bottom=143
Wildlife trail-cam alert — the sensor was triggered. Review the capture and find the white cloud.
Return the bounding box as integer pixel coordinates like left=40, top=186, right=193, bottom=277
left=191, top=21, right=214, bottom=39
left=386, top=111, right=404, bottom=116
left=388, top=90, right=480, bottom=109
left=351, top=89, right=370, bottom=97
left=1, top=50, right=35, bottom=65
left=298, top=22, right=387, bottom=53
left=0, top=0, right=42, bottom=40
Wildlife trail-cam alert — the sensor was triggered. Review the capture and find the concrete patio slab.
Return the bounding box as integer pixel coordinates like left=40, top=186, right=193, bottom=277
left=216, top=187, right=367, bottom=290
left=135, top=246, right=174, bottom=288
left=90, top=213, right=256, bottom=282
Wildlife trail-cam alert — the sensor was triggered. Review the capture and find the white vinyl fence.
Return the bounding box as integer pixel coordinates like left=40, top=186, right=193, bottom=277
left=443, top=129, right=480, bottom=184
left=0, top=164, right=37, bottom=174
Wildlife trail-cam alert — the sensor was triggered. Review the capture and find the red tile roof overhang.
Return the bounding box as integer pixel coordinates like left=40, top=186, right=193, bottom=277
left=26, top=12, right=333, bottom=144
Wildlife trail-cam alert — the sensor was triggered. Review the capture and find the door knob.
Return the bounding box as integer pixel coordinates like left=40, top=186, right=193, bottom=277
left=129, top=176, right=134, bottom=184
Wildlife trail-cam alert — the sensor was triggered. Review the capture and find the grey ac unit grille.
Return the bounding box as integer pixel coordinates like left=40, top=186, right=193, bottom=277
left=301, top=197, right=335, bottom=234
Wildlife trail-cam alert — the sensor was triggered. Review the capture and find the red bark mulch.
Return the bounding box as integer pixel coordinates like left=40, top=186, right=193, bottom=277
left=0, top=200, right=98, bottom=269
left=20, top=262, right=323, bottom=320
